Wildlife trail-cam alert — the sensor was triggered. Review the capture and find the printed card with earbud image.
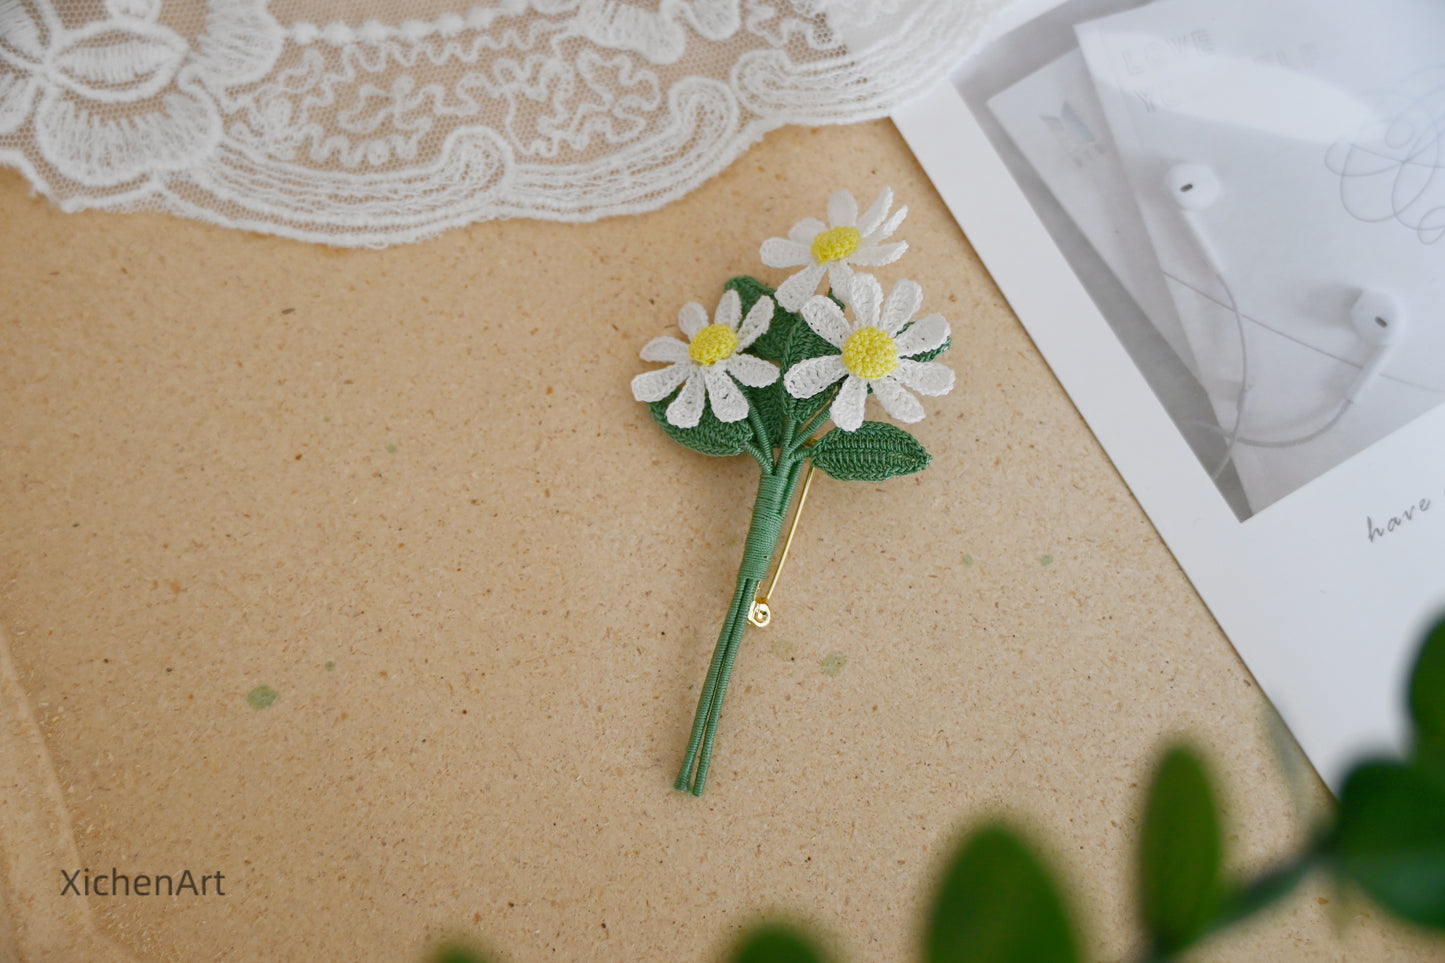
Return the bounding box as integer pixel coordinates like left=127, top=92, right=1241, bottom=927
left=986, top=50, right=1199, bottom=382
left=895, top=0, right=1445, bottom=794
left=1075, top=0, right=1445, bottom=517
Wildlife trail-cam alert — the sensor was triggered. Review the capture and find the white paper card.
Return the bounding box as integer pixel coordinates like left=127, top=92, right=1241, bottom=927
left=1076, top=0, right=1445, bottom=515
left=895, top=0, right=1445, bottom=790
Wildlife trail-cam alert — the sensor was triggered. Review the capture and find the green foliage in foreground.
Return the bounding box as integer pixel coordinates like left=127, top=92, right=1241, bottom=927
left=431, top=619, right=1445, bottom=963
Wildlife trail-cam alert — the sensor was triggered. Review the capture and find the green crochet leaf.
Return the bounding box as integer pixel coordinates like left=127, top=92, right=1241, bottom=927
left=727, top=276, right=791, bottom=364
left=809, top=421, right=931, bottom=481
left=648, top=395, right=754, bottom=458
left=746, top=380, right=789, bottom=451
left=725, top=276, right=792, bottom=447
left=782, top=292, right=846, bottom=424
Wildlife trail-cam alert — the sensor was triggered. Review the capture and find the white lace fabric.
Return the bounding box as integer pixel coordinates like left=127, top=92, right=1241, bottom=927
left=0, top=0, right=1005, bottom=246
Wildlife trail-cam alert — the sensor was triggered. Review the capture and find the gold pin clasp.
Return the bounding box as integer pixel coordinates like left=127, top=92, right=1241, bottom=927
left=747, top=460, right=817, bottom=627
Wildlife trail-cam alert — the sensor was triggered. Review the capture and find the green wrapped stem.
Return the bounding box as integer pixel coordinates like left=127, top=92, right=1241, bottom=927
left=675, top=466, right=801, bottom=795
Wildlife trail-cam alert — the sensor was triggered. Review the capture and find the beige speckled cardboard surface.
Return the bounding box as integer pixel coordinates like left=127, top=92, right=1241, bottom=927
left=1, top=120, right=1442, bottom=962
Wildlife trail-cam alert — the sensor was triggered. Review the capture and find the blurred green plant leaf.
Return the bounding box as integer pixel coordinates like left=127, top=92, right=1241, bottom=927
left=1332, top=759, right=1445, bottom=930
left=1210, top=859, right=1311, bottom=934
left=427, top=942, right=494, bottom=963
left=1410, top=618, right=1445, bottom=775
left=926, top=823, right=1079, bottom=963
left=810, top=422, right=930, bottom=482
left=728, top=923, right=830, bottom=963
left=1138, top=745, right=1223, bottom=955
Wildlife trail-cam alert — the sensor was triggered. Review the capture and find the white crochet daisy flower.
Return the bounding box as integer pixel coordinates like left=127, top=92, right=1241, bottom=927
left=760, top=187, right=909, bottom=311
left=784, top=274, right=954, bottom=433
left=632, top=290, right=780, bottom=428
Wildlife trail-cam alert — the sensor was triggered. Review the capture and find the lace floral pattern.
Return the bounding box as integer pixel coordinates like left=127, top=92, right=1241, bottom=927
left=0, top=0, right=1008, bottom=245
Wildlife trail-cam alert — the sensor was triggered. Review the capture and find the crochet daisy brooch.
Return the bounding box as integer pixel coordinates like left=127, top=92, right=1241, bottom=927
left=632, top=188, right=955, bottom=795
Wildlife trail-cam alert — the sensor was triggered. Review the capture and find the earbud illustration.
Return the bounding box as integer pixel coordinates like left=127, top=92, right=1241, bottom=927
left=1345, top=289, right=1407, bottom=402
left=1153, top=164, right=1425, bottom=471
left=1164, top=162, right=1226, bottom=276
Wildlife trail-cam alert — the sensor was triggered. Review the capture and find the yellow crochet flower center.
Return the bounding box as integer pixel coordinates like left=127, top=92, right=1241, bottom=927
left=689, top=323, right=738, bottom=366
left=810, top=226, right=862, bottom=264
left=842, top=327, right=899, bottom=380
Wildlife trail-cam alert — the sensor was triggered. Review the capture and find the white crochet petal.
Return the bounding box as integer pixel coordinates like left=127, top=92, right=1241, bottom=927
left=872, top=377, right=926, bottom=423
left=894, top=314, right=950, bottom=356
left=880, top=278, right=922, bottom=336
left=775, top=263, right=826, bottom=311
left=703, top=364, right=749, bottom=423
left=845, top=273, right=884, bottom=328
left=801, top=296, right=852, bottom=348
left=666, top=370, right=706, bottom=428
left=631, top=362, right=690, bottom=402
left=640, top=336, right=691, bottom=363
left=826, top=261, right=853, bottom=298
left=872, top=205, right=909, bottom=241
left=827, top=189, right=858, bottom=227
left=677, top=301, right=708, bottom=339
left=848, top=241, right=908, bottom=267
left=784, top=354, right=847, bottom=399
left=894, top=359, right=955, bottom=397
left=736, top=295, right=773, bottom=350
left=760, top=237, right=811, bottom=269
left=857, top=187, right=892, bottom=236
left=715, top=288, right=741, bottom=330
left=829, top=374, right=869, bottom=431
left=723, top=352, right=779, bottom=388
left=788, top=217, right=827, bottom=246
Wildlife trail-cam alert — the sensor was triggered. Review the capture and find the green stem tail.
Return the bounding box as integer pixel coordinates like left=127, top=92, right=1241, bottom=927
left=674, top=460, right=805, bottom=795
